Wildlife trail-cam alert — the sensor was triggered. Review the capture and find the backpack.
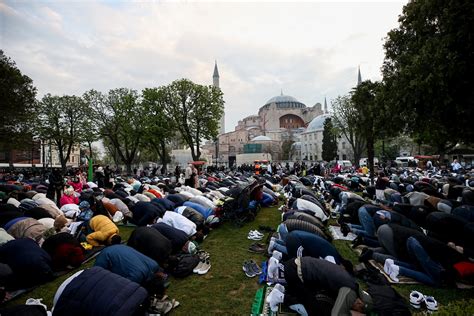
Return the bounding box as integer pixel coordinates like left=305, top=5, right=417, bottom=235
left=170, top=254, right=200, bottom=278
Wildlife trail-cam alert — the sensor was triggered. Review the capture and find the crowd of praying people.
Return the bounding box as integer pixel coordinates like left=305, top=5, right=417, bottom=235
left=0, top=158, right=472, bottom=315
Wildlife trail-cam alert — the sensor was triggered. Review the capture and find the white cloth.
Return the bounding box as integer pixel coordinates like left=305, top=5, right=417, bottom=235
left=190, top=196, right=216, bottom=210
left=161, top=211, right=197, bottom=237
left=181, top=186, right=201, bottom=196
left=60, top=204, right=81, bottom=219
left=295, top=198, right=328, bottom=221
left=178, top=191, right=194, bottom=199
left=86, top=182, right=98, bottom=189
left=7, top=197, right=20, bottom=207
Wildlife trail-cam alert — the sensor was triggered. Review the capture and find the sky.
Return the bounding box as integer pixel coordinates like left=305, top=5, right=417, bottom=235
left=1, top=0, right=407, bottom=133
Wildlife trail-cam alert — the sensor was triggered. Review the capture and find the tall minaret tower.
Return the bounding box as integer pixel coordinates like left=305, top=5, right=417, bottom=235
left=324, top=96, right=328, bottom=114
left=357, top=66, right=362, bottom=86
left=213, top=61, right=225, bottom=134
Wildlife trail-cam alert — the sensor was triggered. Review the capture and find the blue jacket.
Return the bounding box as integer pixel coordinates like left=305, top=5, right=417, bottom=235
left=131, top=201, right=164, bottom=226
left=183, top=201, right=213, bottom=219
left=53, top=266, right=148, bottom=316
left=0, top=238, right=53, bottom=289
left=94, top=244, right=159, bottom=284
left=166, top=194, right=187, bottom=207
left=151, top=198, right=175, bottom=211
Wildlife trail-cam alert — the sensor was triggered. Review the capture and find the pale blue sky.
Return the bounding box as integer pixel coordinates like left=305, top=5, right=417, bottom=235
left=1, top=0, right=407, bottom=132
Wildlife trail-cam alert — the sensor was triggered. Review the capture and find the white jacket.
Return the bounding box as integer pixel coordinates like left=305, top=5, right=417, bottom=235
left=161, top=211, right=197, bottom=237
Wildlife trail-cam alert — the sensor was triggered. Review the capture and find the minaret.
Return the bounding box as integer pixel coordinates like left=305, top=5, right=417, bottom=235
left=324, top=96, right=328, bottom=114
left=357, top=66, right=362, bottom=86
left=213, top=61, right=225, bottom=134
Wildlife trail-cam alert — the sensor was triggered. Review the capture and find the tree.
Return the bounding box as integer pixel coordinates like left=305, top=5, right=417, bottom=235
left=331, top=95, right=366, bottom=167
left=351, top=81, right=386, bottom=179
left=162, top=79, right=224, bottom=161
left=322, top=117, right=338, bottom=162
left=84, top=89, right=144, bottom=174
left=141, top=87, right=175, bottom=173
left=0, top=50, right=37, bottom=150
left=382, top=0, right=474, bottom=156
left=35, top=94, right=87, bottom=173
left=281, top=140, right=295, bottom=160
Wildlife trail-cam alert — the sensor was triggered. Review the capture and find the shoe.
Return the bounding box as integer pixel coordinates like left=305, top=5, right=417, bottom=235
left=351, top=235, right=364, bottom=248
left=248, top=232, right=263, bottom=241
left=248, top=260, right=262, bottom=275
left=358, top=248, right=373, bottom=263
left=242, top=261, right=256, bottom=278
left=340, top=223, right=350, bottom=237
left=424, top=295, right=438, bottom=312
left=197, top=259, right=211, bottom=275
left=197, top=251, right=210, bottom=260
left=149, top=298, right=173, bottom=314
left=250, top=230, right=264, bottom=237
left=248, top=244, right=266, bottom=254
left=193, top=260, right=205, bottom=273
left=383, top=259, right=400, bottom=282
left=25, top=298, right=47, bottom=310
left=409, top=290, right=424, bottom=309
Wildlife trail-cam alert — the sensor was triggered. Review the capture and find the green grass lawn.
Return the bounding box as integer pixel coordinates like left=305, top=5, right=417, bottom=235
left=5, top=205, right=474, bottom=315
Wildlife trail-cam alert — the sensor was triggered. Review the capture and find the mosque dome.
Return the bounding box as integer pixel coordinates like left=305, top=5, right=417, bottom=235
left=251, top=135, right=272, bottom=142
left=263, top=94, right=306, bottom=109
left=305, top=114, right=332, bottom=132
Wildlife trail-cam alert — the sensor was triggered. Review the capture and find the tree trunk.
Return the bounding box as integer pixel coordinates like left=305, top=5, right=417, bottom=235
left=160, top=140, right=168, bottom=173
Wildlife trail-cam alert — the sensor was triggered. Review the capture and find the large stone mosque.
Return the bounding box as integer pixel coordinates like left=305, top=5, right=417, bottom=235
left=204, top=62, right=354, bottom=166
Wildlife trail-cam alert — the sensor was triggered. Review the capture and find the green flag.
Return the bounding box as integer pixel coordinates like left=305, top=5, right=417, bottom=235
left=88, top=158, right=93, bottom=182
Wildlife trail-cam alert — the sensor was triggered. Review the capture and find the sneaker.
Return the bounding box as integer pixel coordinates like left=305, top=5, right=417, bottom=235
left=250, top=230, right=264, bottom=237
left=248, top=233, right=263, bottom=241
left=424, top=295, right=438, bottom=312
left=383, top=259, right=400, bottom=282
left=197, top=251, right=210, bottom=260
left=197, top=259, right=211, bottom=275
left=193, top=260, right=205, bottom=273
left=25, top=298, right=47, bottom=310
left=351, top=235, right=364, bottom=248
left=149, top=298, right=173, bottom=314
left=242, top=261, right=256, bottom=278
left=248, top=260, right=262, bottom=275
left=409, top=290, right=424, bottom=309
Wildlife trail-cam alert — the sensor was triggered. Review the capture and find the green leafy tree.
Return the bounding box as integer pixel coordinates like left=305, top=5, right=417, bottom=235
left=331, top=95, right=366, bottom=167
left=322, top=117, right=338, bottom=162
left=84, top=88, right=144, bottom=174
left=35, top=94, right=87, bottom=173
left=162, top=79, right=224, bottom=161
left=382, top=0, right=474, bottom=156
left=0, top=50, right=37, bottom=151
left=141, top=87, right=174, bottom=173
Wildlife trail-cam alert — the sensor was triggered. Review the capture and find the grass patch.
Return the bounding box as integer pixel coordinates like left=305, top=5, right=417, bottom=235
left=5, top=206, right=474, bottom=315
